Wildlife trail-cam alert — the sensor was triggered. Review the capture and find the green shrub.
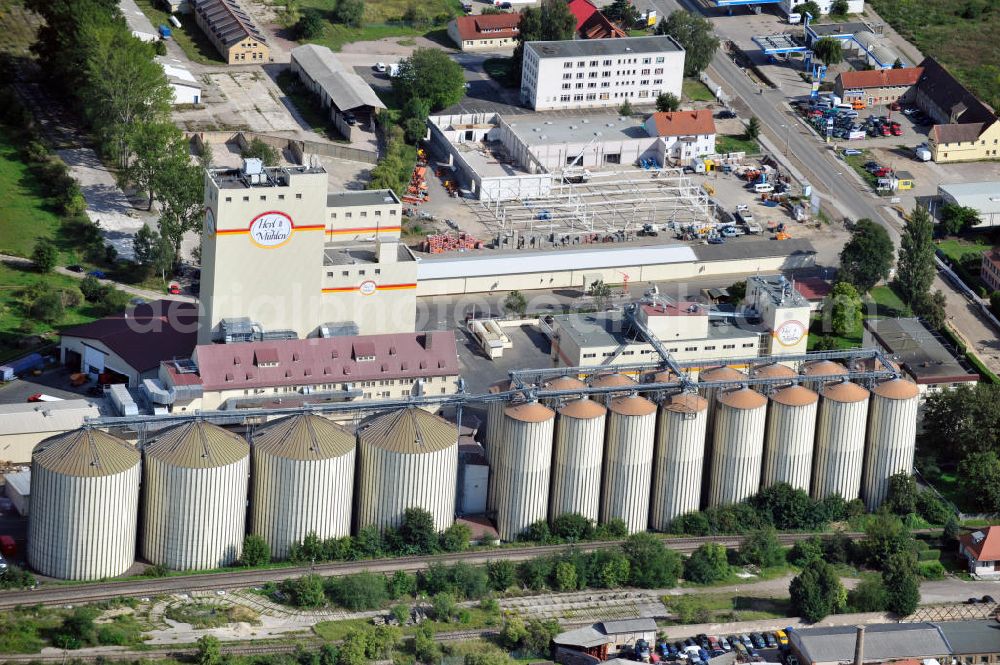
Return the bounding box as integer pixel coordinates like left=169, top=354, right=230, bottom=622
left=918, top=560, right=946, bottom=580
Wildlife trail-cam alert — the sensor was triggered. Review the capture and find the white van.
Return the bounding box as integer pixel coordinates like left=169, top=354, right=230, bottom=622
left=787, top=12, right=801, bottom=23
left=388, top=63, right=400, bottom=78
left=753, top=182, right=774, bottom=193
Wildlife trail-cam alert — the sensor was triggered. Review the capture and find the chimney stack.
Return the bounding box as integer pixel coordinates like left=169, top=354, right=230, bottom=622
left=854, top=625, right=866, bottom=665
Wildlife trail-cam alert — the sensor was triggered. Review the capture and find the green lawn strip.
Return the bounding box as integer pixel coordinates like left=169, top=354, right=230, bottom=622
left=716, top=134, right=760, bottom=155
left=133, top=0, right=225, bottom=65
left=0, top=128, right=64, bottom=259
left=682, top=77, right=715, bottom=102
left=866, top=285, right=910, bottom=318
left=274, top=71, right=339, bottom=140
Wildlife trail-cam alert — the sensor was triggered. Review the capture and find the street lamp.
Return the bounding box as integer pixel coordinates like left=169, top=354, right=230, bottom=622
left=780, top=123, right=790, bottom=156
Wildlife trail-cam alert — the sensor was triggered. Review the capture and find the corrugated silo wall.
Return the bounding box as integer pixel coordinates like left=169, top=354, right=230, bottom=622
left=601, top=408, right=657, bottom=533
left=811, top=396, right=869, bottom=501
left=494, top=416, right=554, bottom=541
left=650, top=406, right=707, bottom=530
left=549, top=411, right=605, bottom=522
left=862, top=392, right=919, bottom=510
left=708, top=402, right=767, bottom=507
left=762, top=399, right=818, bottom=492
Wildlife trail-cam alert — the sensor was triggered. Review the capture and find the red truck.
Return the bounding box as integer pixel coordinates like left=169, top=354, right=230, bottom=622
left=0, top=535, right=17, bottom=558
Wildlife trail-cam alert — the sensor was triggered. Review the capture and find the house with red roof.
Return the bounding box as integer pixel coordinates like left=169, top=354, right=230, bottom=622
left=959, top=527, right=1000, bottom=578
left=447, top=13, right=521, bottom=51
left=567, top=0, right=627, bottom=39
left=642, top=110, right=717, bottom=160
left=833, top=67, right=923, bottom=107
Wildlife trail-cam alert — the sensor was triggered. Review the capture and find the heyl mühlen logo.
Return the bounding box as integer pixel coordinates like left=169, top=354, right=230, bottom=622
left=249, top=211, right=293, bottom=247
left=775, top=320, right=806, bottom=346
left=359, top=280, right=377, bottom=296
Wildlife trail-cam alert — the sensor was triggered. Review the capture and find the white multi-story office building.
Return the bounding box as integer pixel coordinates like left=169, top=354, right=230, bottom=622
left=520, top=36, right=685, bottom=111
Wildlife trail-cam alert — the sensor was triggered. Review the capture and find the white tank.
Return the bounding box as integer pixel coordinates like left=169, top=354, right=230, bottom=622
left=699, top=366, right=746, bottom=433
left=709, top=388, right=767, bottom=507
left=28, top=428, right=140, bottom=580
left=650, top=393, right=709, bottom=531
left=485, top=380, right=512, bottom=514
left=356, top=407, right=458, bottom=532
left=762, top=385, right=819, bottom=492
left=250, top=414, right=355, bottom=560
left=601, top=395, right=658, bottom=533
left=143, top=421, right=250, bottom=570
left=862, top=379, right=920, bottom=510
left=752, top=363, right=797, bottom=391
left=811, top=381, right=870, bottom=500
left=493, top=402, right=555, bottom=541
left=801, top=360, right=848, bottom=391
left=550, top=398, right=606, bottom=522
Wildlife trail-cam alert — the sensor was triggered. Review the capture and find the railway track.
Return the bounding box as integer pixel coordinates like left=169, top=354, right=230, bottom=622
left=0, top=531, right=927, bottom=610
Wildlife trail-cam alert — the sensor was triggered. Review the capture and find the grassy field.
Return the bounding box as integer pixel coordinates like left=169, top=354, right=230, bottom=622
left=483, top=57, right=518, bottom=89
left=867, top=285, right=910, bottom=318
left=274, top=71, right=340, bottom=140
left=682, top=77, right=715, bottom=102
left=313, top=606, right=499, bottom=640
left=936, top=237, right=993, bottom=292
left=868, top=0, right=1000, bottom=111
left=716, top=134, right=760, bottom=155
left=0, top=0, right=43, bottom=56
left=0, top=130, right=64, bottom=259
left=134, top=0, right=225, bottom=65
left=841, top=151, right=879, bottom=189
left=165, top=603, right=259, bottom=629
left=295, top=0, right=462, bottom=51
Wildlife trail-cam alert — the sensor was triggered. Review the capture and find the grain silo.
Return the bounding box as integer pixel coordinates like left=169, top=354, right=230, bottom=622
left=250, top=414, right=355, bottom=560
left=650, top=393, right=708, bottom=530
left=698, top=366, right=746, bottom=430
left=811, top=381, right=869, bottom=501
left=27, top=428, right=140, bottom=580
left=708, top=388, right=767, bottom=507
left=356, top=407, right=458, bottom=532
left=752, top=363, right=797, bottom=391
left=642, top=369, right=677, bottom=401
left=549, top=398, right=606, bottom=522
left=541, top=376, right=586, bottom=408
left=485, top=380, right=512, bottom=513
left=590, top=373, right=636, bottom=404
left=800, top=360, right=847, bottom=391
left=601, top=394, right=658, bottom=533
left=493, top=402, right=555, bottom=541
left=143, top=421, right=250, bottom=571
left=761, top=385, right=818, bottom=492
left=862, top=378, right=920, bottom=510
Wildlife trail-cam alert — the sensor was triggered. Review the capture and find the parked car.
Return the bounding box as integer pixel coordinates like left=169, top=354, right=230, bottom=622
left=87, top=270, right=106, bottom=279
left=764, top=633, right=778, bottom=648
left=636, top=639, right=652, bottom=662
left=66, top=264, right=83, bottom=273
left=750, top=633, right=765, bottom=649
left=740, top=635, right=753, bottom=648
left=343, top=111, right=357, bottom=126
left=719, top=638, right=732, bottom=651
left=775, top=630, right=789, bottom=646
left=716, top=109, right=737, bottom=119
left=843, top=148, right=862, bottom=156
left=374, top=62, right=387, bottom=72
left=168, top=283, right=181, bottom=295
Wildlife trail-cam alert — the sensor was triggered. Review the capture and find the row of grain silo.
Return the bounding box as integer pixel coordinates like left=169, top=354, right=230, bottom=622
left=26, top=408, right=460, bottom=581
left=484, top=362, right=920, bottom=541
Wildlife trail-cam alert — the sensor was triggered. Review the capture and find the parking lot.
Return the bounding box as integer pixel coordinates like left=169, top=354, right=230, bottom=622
left=794, top=99, right=928, bottom=149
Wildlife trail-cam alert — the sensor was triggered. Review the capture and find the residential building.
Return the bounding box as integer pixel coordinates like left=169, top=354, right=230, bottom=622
left=447, top=13, right=520, bottom=51
left=157, top=331, right=460, bottom=413
left=567, top=0, right=627, bottom=40
left=834, top=67, right=923, bottom=107
left=194, top=0, right=270, bottom=65
left=0, top=400, right=102, bottom=464
left=779, top=0, right=863, bottom=16
left=290, top=44, right=386, bottom=138
left=157, top=56, right=201, bottom=105
left=930, top=120, right=1000, bottom=162
left=959, top=527, right=1000, bottom=578
left=863, top=318, right=978, bottom=393
left=520, top=35, right=685, bottom=111
left=982, top=249, right=1000, bottom=292
left=936, top=182, right=1000, bottom=228
left=553, top=619, right=657, bottom=664
left=642, top=110, right=717, bottom=161
left=199, top=162, right=415, bottom=343
left=59, top=300, right=198, bottom=387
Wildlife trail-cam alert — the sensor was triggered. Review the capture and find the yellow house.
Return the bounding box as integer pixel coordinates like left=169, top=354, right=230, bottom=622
left=195, top=0, right=270, bottom=65
left=930, top=119, right=1000, bottom=163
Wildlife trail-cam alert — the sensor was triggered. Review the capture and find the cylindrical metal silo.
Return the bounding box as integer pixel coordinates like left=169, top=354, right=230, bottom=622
left=698, top=366, right=746, bottom=429
left=811, top=381, right=870, bottom=501
left=862, top=379, right=920, bottom=511
left=250, top=414, right=355, bottom=560
left=143, top=421, right=250, bottom=571
left=801, top=360, right=848, bottom=391
left=601, top=395, right=658, bottom=533
left=752, top=363, right=797, bottom=391
left=356, top=407, right=458, bottom=532
left=485, top=380, right=512, bottom=514
left=541, top=376, right=586, bottom=408
left=28, top=428, right=140, bottom=580
left=493, top=402, right=555, bottom=541
left=590, top=373, right=637, bottom=405
left=642, top=369, right=678, bottom=401
left=762, top=385, right=818, bottom=492
left=709, top=388, right=767, bottom=507
left=650, top=393, right=708, bottom=531
left=549, top=398, right=606, bottom=522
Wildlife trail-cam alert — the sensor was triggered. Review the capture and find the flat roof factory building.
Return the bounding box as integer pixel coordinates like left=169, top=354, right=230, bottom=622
left=935, top=182, right=1000, bottom=228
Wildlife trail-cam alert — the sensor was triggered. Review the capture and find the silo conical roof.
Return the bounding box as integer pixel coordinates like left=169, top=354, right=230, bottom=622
left=504, top=401, right=555, bottom=423
left=544, top=376, right=586, bottom=391
left=873, top=378, right=919, bottom=400
left=771, top=384, right=819, bottom=407
left=33, top=428, right=139, bottom=477
left=754, top=363, right=797, bottom=379
left=359, top=407, right=457, bottom=453
left=145, top=420, right=249, bottom=468
left=717, top=387, right=767, bottom=410
left=253, top=414, right=354, bottom=460
left=590, top=373, right=636, bottom=388
left=700, top=366, right=745, bottom=382
left=802, top=360, right=847, bottom=377
left=609, top=395, right=657, bottom=416
left=558, top=398, right=606, bottom=419
left=664, top=393, right=708, bottom=413
left=821, top=381, right=870, bottom=403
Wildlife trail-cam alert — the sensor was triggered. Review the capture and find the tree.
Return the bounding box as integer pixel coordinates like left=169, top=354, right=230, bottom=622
left=603, top=0, right=641, bottom=27
left=242, top=138, right=280, bottom=165
left=513, top=0, right=577, bottom=80
left=829, top=0, right=849, bottom=16
left=591, top=549, right=631, bottom=588
left=523, top=619, right=560, bottom=655
left=337, top=630, right=370, bottom=665
left=488, top=559, right=517, bottom=591
left=154, top=147, right=205, bottom=262
left=862, top=513, right=915, bottom=569
left=333, top=0, right=365, bottom=28
left=399, top=507, right=438, bottom=553
left=655, top=92, right=681, bottom=113
left=916, top=289, right=947, bottom=330
left=958, top=451, right=1000, bottom=513
left=728, top=279, right=747, bottom=303
left=551, top=513, right=594, bottom=541
left=127, top=121, right=183, bottom=209
left=738, top=528, right=786, bottom=568
left=500, top=615, right=529, bottom=650
left=992, top=291, right=1000, bottom=318
left=503, top=290, right=527, bottom=316
left=413, top=625, right=440, bottom=663
left=241, top=534, right=271, bottom=566
left=788, top=536, right=824, bottom=567
left=828, top=281, right=862, bottom=337
left=281, top=574, right=327, bottom=607
left=622, top=532, right=683, bottom=588
left=465, top=651, right=513, bottom=665
left=894, top=205, right=935, bottom=309
left=655, top=10, right=720, bottom=77
left=683, top=543, right=729, bottom=583
left=883, top=473, right=919, bottom=516
left=941, top=203, right=980, bottom=235
left=393, top=48, right=466, bottom=111
left=297, top=8, right=325, bottom=38
left=431, top=592, right=457, bottom=621
left=922, top=384, right=1000, bottom=462
left=847, top=572, right=888, bottom=612
left=838, top=219, right=894, bottom=293
left=883, top=551, right=921, bottom=616
left=789, top=559, right=846, bottom=622
left=31, top=289, right=66, bottom=323
left=745, top=116, right=761, bottom=141
left=792, top=2, right=821, bottom=19
left=943, top=515, right=961, bottom=542
left=588, top=279, right=614, bottom=309
left=197, top=635, right=222, bottom=665
left=553, top=561, right=578, bottom=591
left=31, top=239, right=58, bottom=273
left=133, top=224, right=157, bottom=268
left=812, top=37, right=844, bottom=67
left=619, top=99, right=634, bottom=116
left=330, top=572, right=389, bottom=610
left=388, top=570, right=417, bottom=598
left=440, top=522, right=471, bottom=552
